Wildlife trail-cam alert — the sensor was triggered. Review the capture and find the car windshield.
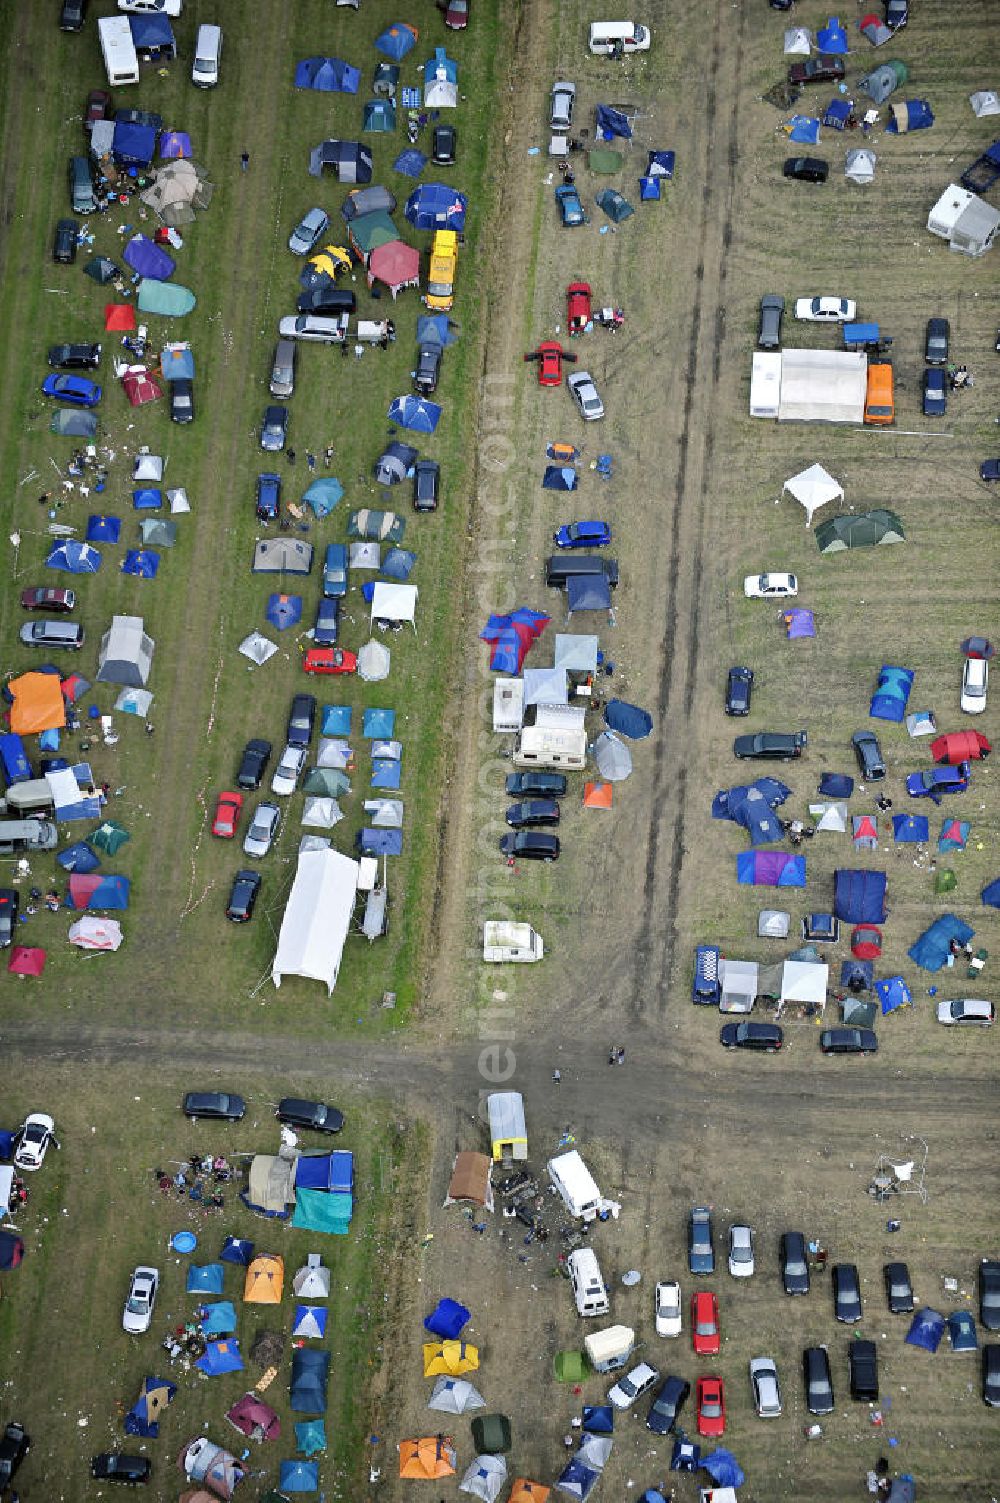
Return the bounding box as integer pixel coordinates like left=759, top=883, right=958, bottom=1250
left=701, top=1396, right=722, bottom=1415
left=696, top=1315, right=715, bottom=1335
left=126, top=1293, right=148, bottom=1312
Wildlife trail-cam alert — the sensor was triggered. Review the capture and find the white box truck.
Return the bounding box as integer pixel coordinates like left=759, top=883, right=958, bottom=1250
left=99, top=16, right=140, bottom=86
left=548, top=1149, right=604, bottom=1222
left=482, top=922, right=543, bottom=963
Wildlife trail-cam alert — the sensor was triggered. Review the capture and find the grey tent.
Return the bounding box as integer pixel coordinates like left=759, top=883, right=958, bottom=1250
left=427, top=1377, right=485, bottom=1414
left=51, top=409, right=97, bottom=437
left=357, top=640, right=391, bottom=681
left=84, top=255, right=119, bottom=284
left=554, top=633, right=599, bottom=672
left=303, top=767, right=351, bottom=797
left=308, top=139, right=373, bottom=182
left=842, top=996, right=877, bottom=1026
left=815, top=509, right=905, bottom=552
left=363, top=99, right=397, bottom=132
left=96, top=615, right=154, bottom=688
left=809, top=800, right=848, bottom=833
left=301, top=796, right=343, bottom=829
left=374, top=442, right=417, bottom=484
left=592, top=731, right=632, bottom=781
left=845, top=148, right=877, bottom=185
left=970, top=91, right=1000, bottom=118
left=859, top=60, right=907, bottom=103
left=758, top=909, right=791, bottom=938
left=252, top=537, right=314, bottom=574
left=373, top=62, right=400, bottom=97
left=460, top=1456, right=507, bottom=1503
left=341, top=185, right=397, bottom=221
left=139, top=518, right=177, bottom=547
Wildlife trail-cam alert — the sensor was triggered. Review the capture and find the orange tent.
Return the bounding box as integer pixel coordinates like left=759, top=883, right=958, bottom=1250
left=398, top=1436, right=456, bottom=1480
left=510, top=1482, right=551, bottom=1503
left=8, top=672, right=66, bottom=735
left=422, top=1339, right=479, bottom=1377
left=105, top=302, right=136, bottom=331
left=583, top=781, right=612, bottom=809
left=244, top=1253, right=284, bottom=1303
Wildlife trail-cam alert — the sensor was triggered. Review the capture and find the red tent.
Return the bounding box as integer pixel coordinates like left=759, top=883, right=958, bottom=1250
left=8, top=946, right=46, bottom=977
left=851, top=926, right=882, bottom=960
left=122, top=368, right=163, bottom=407
left=105, top=303, right=136, bottom=331
left=931, top=730, right=991, bottom=765
left=367, top=239, right=420, bottom=298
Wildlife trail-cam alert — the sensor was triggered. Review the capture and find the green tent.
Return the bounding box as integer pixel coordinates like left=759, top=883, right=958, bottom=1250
left=595, top=188, right=634, bottom=223
left=553, top=1350, right=586, bottom=1382
left=471, top=1414, right=512, bottom=1454
left=303, top=767, right=351, bottom=797
left=88, top=820, right=130, bottom=856
left=348, top=208, right=398, bottom=254
left=363, top=99, right=397, bottom=133
left=291, top=1188, right=352, bottom=1234
left=934, top=868, right=957, bottom=894
left=815, top=509, right=905, bottom=553
left=588, top=148, right=623, bottom=174
left=137, top=279, right=197, bottom=317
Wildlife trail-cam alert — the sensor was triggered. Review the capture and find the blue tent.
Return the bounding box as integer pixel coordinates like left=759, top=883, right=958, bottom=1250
left=161, top=346, right=194, bottom=382
left=200, top=1301, right=237, bottom=1336
left=647, top=149, right=675, bottom=178
left=905, top=1308, right=945, bottom=1352
left=712, top=780, right=789, bottom=846
left=887, top=99, right=934, bottom=133
left=819, top=771, right=854, bottom=797
left=787, top=115, right=821, bottom=144
left=833, top=869, right=888, bottom=923
left=128, top=13, right=176, bottom=57
left=123, top=235, right=175, bottom=281
left=0, top=733, right=30, bottom=782
left=46, top=540, right=101, bottom=574
left=841, top=958, right=873, bottom=989
left=870, top=665, right=914, bottom=722
left=424, top=1298, right=470, bottom=1339
left=0, top=1132, right=14, bottom=1162
left=123, top=1376, right=176, bottom=1439
left=293, top=1305, right=329, bottom=1339
left=196, top=1339, right=244, bottom=1376
left=567, top=574, right=611, bottom=612
left=816, top=16, right=849, bottom=51
left=363, top=708, right=396, bottom=738
left=388, top=395, right=441, bottom=432
left=736, top=851, right=806, bottom=887
left=893, top=813, right=928, bottom=843
left=404, top=182, right=468, bottom=231
left=132, top=488, right=162, bottom=511
left=295, top=1419, right=327, bottom=1455
left=595, top=188, right=634, bottom=222
left=122, top=549, right=160, bottom=579
left=938, top=819, right=969, bottom=852
left=371, top=760, right=401, bottom=790
left=294, top=57, right=361, bottom=94
left=381, top=547, right=416, bottom=581
left=358, top=827, right=403, bottom=855
left=220, top=1236, right=254, bottom=1265
left=376, top=22, right=418, bottom=59
left=556, top=1458, right=599, bottom=1500
left=876, top=975, right=911, bottom=1014
left=303, top=478, right=344, bottom=517
left=266, top=593, right=303, bottom=630
left=321, top=705, right=352, bottom=736
left=542, top=465, right=578, bottom=491
left=416, top=313, right=458, bottom=347
left=603, top=700, right=653, bottom=739
left=279, top=1459, right=320, bottom=1493
left=982, top=876, right=1000, bottom=908
left=595, top=104, right=633, bottom=140
left=639, top=177, right=661, bottom=200
left=947, top=1310, right=978, bottom=1352
left=57, top=842, right=101, bottom=874
left=159, top=130, right=191, bottom=159
left=186, top=1262, right=225, bottom=1295
left=702, top=1449, right=745, bottom=1488
left=908, top=913, right=973, bottom=971
left=86, top=514, right=121, bottom=543
left=113, top=121, right=158, bottom=166
left=290, top=1348, right=331, bottom=1413
left=393, top=148, right=427, bottom=177
left=66, top=873, right=130, bottom=910
left=295, top=1150, right=353, bottom=1193
left=424, top=47, right=458, bottom=85
left=671, top=1439, right=700, bottom=1471
left=582, top=1405, right=614, bottom=1433
left=822, top=98, right=853, bottom=128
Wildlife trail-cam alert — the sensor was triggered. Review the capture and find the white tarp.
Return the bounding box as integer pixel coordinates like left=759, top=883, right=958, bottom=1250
left=68, top=915, right=124, bottom=951
left=272, top=848, right=359, bottom=994
left=782, top=463, right=844, bottom=525
left=317, top=738, right=352, bottom=769
left=427, top=1377, right=485, bottom=1414
left=370, top=581, right=417, bottom=627
left=927, top=183, right=1000, bottom=256
left=970, top=90, right=1000, bottom=118
left=523, top=667, right=568, bottom=706
left=780, top=959, right=829, bottom=1005
left=778, top=349, right=867, bottom=424
left=45, top=766, right=85, bottom=815
left=133, top=453, right=163, bottom=482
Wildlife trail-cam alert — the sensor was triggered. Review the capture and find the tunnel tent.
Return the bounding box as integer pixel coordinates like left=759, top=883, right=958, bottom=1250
left=96, top=615, right=154, bottom=687
left=308, top=139, right=373, bottom=182
left=294, top=56, right=361, bottom=93
left=816, top=509, right=904, bottom=551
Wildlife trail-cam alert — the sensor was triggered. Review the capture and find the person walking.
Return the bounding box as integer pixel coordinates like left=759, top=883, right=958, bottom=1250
left=552, top=1069, right=562, bottom=1085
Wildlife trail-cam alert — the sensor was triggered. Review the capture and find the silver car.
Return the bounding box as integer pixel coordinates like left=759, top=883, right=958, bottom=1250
left=749, top=1356, right=782, bottom=1417
left=271, top=744, right=306, bottom=797
left=278, top=314, right=348, bottom=344
left=728, top=1223, right=755, bottom=1277
left=567, top=370, right=604, bottom=421
left=550, top=81, right=576, bottom=130
left=288, top=206, right=330, bottom=256
left=243, top=800, right=281, bottom=857
left=270, top=338, right=296, bottom=398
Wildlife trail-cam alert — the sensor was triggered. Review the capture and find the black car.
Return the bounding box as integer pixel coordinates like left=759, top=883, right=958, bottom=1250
left=980, top=1260, right=1000, bottom=1331
left=182, top=1092, right=246, bottom=1122
left=832, top=1262, right=863, bottom=1323
left=90, top=1453, right=151, bottom=1483
left=820, top=1027, right=878, bottom=1055
left=719, top=1020, right=783, bottom=1052
left=505, top=800, right=561, bottom=829
left=733, top=731, right=806, bottom=761
left=980, top=460, right=1000, bottom=482
left=236, top=738, right=272, bottom=790
left=788, top=55, right=845, bottom=85
left=757, top=295, right=784, bottom=351
left=59, top=0, right=88, bottom=30
left=226, top=869, right=261, bottom=923
left=849, top=1339, right=879, bottom=1402
left=0, top=1422, right=29, bottom=1489
left=885, top=0, right=908, bottom=27
left=984, top=1345, right=1000, bottom=1407
left=505, top=771, right=568, bottom=798
left=47, top=342, right=101, bottom=369
left=260, top=404, right=289, bottom=453
left=783, top=157, right=829, bottom=184
left=803, top=1346, right=834, bottom=1415
left=414, top=342, right=442, bottom=395
left=413, top=459, right=440, bottom=513
left=170, top=378, right=194, bottom=424
left=0, top=888, right=18, bottom=949
left=276, top=1098, right=345, bottom=1134
left=780, top=1231, right=810, bottom=1296
left=851, top=728, right=886, bottom=781
left=53, top=218, right=78, bottom=264
left=725, top=666, right=754, bottom=715
left=499, top=831, right=559, bottom=862
left=295, top=287, right=356, bottom=316
left=645, top=1375, right=690, bottom=1435
left=432, top=124, right=457, bottom=165
left=924, top=317, right=950, bottom=365
left=883, top=1261, right=914, bottom=1314
left=286, top=693, right=317, bottom=748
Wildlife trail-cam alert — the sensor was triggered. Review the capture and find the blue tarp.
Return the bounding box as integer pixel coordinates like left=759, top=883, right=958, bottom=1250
left=132, top=488, right=162, bottom=511
left=702, top=1450, right=745, bottom=1488
left=86, top=514, right=121, bottom=543
left=595, top=105, right=633, bottom=140
left=393, top=148, right=427, bottom=177
left=670, top=1439, right=700, bottom=1471
left=220, top=1236, right=254, bottom=1265
left=121, top=549, right=160, bottom=579
left=893, top=813, right=928, bottom=843
left=834, top=869, right=888, bottom=923
left=982, top=876, right=1000, bottom=908
left=906, top=1307, right=945, bottom=1352
left=712, top=779, right=790, bottom=847
left=294, top=57, right=361, bottom=94
left=737, top=851, right=806, bottom=887
left=908, top=913, right=973, bottom=971
left=200, top=1301, right=237, bottom=1336
left=876, top=975, right=911, bottom=1014
left=870, top=665, right=914, bottom=722
left=357, top=827, right=403, bottom=855
left=290, top=1348, right=331, bottom=1414
left=302, top=478, right=344, bottom=517
left=376, top=22, right=418, bottom=59
left=843, top=322, right=879, bottom=347
left=186, top=1263, right=225, bottom=1295
left=404, top=182, right=468, bottom=231
left=57, top=842, right=101, bottom=874
left=363, top=708, right=396, bottom=739
left=582, top=1405, right=614, bottom=1433
left=279, top=1459, right=320, bottom=1493
left=123, top=1376, right=176, bottom=1439
left=817, top=17, right=849, bottom=51
left=123, top=235, right=175, bottom=281
left=293, top=1305, right=329, bottom=1339
left=196, top=1339, right=244, bottom=1376
left=321, top=705, right=352, bottom=736
left=388, top=395, right=441, bottom=432
left=542, top=465, right=578, bottom=491
left=887, top=99, right=935, bottom=133
left=112, top=121, right=157, bottom=166
left=424, top=1298, right=471, bottom=1339
left=604, top=700, right=653, bottom=739
left=381, top=547, right=416, bottom=581
left=47, top=540, right=101, bottom=574
left=128, top=13, right=176, bottom=55
left=0, top=733, right=30, bottom=784
left=822, top=98, right=853, bottom=129
left=787, top=115, right=821, bottom=144
left=0, top=1132, right=14, bottom=1162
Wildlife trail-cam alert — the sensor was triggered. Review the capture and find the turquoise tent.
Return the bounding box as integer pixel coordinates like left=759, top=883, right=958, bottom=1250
left=291, top=1189, right=352, bottom=1234
left=137, top=279, right=196, bottom=316
left=295, top=1420, right=327, bottom=1456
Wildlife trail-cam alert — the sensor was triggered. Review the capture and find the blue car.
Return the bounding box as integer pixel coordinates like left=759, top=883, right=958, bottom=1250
left=41, top=373, right=101, bottom=407
left=906, top=761, right=971, bottom=800
left=322, top=543, right=348, bottom=598
left=255, top=473, right=281, bottom=522
left=313, top=596, right=340, bottom=646
left=260, top=404, right=288, bottom=452
left=688, top=1206, right=715, bottom=1275
left=554, top=519, right=612, bottom=549
left=555, top=184, right=586, bottom=227
left=922, top=367, right=946, bottom=418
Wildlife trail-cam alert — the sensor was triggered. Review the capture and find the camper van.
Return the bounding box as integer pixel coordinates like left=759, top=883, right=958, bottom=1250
left=584, top=1325, right=635, bottom=1373
left=512, top=724, right=587, bottom=771
left=482, top=922, right=543, bottom=963
left=864, top=362, right=895, bottom=425
left=426, top=230, right=458, bottom=313
left=548, top=1149, right=604, bottom=1221
left=98, top=15, right=140, bottom=86
left=2, top=779, right=56, bottom=816
left=567, top=1248, right=610, bottom=1317
left=588, top=20, right=651, bottom=55
left=192, top=24, right=223, bottom=88
left=0, top=818, right=58, bottom=855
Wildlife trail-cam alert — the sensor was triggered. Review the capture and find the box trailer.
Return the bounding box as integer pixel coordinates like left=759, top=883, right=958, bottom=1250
left=492, top=678, right=524, bottom=733
left=487, top=1091, right=527, bottom=1161
left=98, top=16, right=140, bottom=86
left=584, top=1324, right=635, bottom=1373
left=482, top=922, right=543, bottom=963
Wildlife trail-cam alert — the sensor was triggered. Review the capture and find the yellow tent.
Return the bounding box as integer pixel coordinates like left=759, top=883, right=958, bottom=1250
left=510, top=1482, right=551, bottom=1503
left=8, top=672, right=66, bottom=735
left=244, top=1253, right=284, bottom=1304
left=398, top=1436, right=457, bottom=1479
left=422, top=1339, right=479, bottom=1377
left=307, top=244, right=352, bottom=279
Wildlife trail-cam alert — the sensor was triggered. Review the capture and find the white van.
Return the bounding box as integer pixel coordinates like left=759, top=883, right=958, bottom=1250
left=588, top=21, right=651, bottom=55
left=567, top=1248, right=610, bottom=1317
left=192, top=24, right=222, bottom=88
left=119, top=0, right=183, bottom=14
left=548, top=1149, right=604, bottom=1221
left=98, top=15, right=140, bottom=86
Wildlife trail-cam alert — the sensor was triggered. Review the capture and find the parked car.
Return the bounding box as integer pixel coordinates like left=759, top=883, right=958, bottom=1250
left=803, top=1345, right=834, bottom=1414
left=757, top=294, right=784, bottom=350
left=313, top=596, right=340, bottom=647
left=654, top=1280, right=682, bottom=1337
left=983, top=1345, right=1000, bottom=1407
left=288, top=206, right=330, bottom=256
left=725, top=666, right=754, bottom=715
left=14, top=1113, right=57, bottom=1172
left=432, top=124, right=457, bottom=165
left=440, top=0, right=468, bottom=27
left=255, top=472, right=281, bottom=522
left=749, top=1357, right=782, bottom=1418
left=568, top=370, right=604, bottom=421
left=84, top=89, right=113, bottom=130
left=550, top=81, right=576, bottom=130
left=924, top=317, right=950, bottom=365
left=905, top=763, right=971, bottom=799
left=884, top=1261, right=915, bottom=1314
left=243, top=800, right=281, bottom=858
left=554, top=520, right=611, bottom=549
left=182, top=1092, right=245, bottom=1121
left=276, top=1098, right=344, bottom=1134
left=286, top=694, right=316, bottom=747
left=961, top=656, right=988, bottom=714
left=849, top=1339, right=879, bottom=1401
left=885, top=0, right=908, bottom=27
left=270, top=338, right=296, bottom=398
left=47, top=342, right=101, bottom=369
left=296, top=288, right=354, bottom=318
left=783, top=157, right=828, bottom=183
left=19, top=619, right=84, bottom=651
left=53, top=218, right=78, bottom=263
left=505, top=800, right=560, bottom=829
left=720, top=1020, right=783, bottom=1052
left=90, top=1454, right=152, bottom=1483
left=122, top=1266, right=159, bottom=1334
left=0, top=1422, right=29, bottom=1490
left=271, top=744, right=307, bottom=796
left=236, top=739, right=271, bottom=791
left=608, top=1360, right=659, bottom=1411
left=788, top=55, right=845, bottom=85
left=225, top=869, right=261, bottom=923
left=555, top=183, right=586, bottom=226
left=323, top=543, right=349, bottom=597
left=696, top=1376, right=725, bottom=1437
left=498, top=831, right=559, bottom=861
left=692, top=945, right=722, bottom=1006
left=60, top=0, right=88, bottom=30
left=780, top=1231, right=810, bottom=1296
left=852, top=728, right=886, bottom=780
left=505, top=771, right=567, bottom=798
left=743, top=571, right=797, bottom=599
left=68, top=153, right=97, bottom=213
left=260, top=404, right=289, bottom=452
left=820, top=1027, right=878, bottom=1055
left=413, top=459, right=440, bottom=512
left=688, top=1206, right=715, bottom=1274
left=278, top=314, right=347, bottom=344
left=302, top=646, right=357, bottom=675
left=169, top=378, right=194, bottom=424
left=534, top=341, right=570, bottom=384
left=734, top=731, right=806, bottom=761
left=832, top=1262, right=863, bottom=1322
left=936, top=998, right=994, bottom=1026
left=979, top=1260, right=1000, bottom=1331
left=645, top=1374, right=690, bottom=1434
left=794, top=296, right=857, bottom=322
left=21, top=586, right=76, bottom=612
left=691, top=1290, right=720, bottom=1355
left=728, top=1224, right=755, bottom=1277
left=414, top=342, right=442, bottom=395
left=980, top=460, right=1000, bottom=482
left=922, top=366, right=946, bottom=417
left=211, top=791, right=243, bottom=839
left=0, top=888, right=19, bottom=949
left=41, top=373, right=101, bottom=407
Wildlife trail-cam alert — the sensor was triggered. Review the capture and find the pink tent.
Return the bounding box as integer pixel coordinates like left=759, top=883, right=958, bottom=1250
left=8, top=946, right=45, bottom=977
left=367, top=239, right=420, bottom=298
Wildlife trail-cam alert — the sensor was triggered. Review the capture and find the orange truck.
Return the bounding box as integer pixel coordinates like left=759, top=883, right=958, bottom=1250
left=425, top=229, right=458, bottom=312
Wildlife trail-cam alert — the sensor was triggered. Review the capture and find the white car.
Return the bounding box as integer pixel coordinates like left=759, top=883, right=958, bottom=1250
left=123, top=1266, right=160, bottom=1334
left=936, top=998, right=994, bottom=1027
left=728, top=1224, right=755, bottom=1277
left=13, top=1113, right=57, bottom=1172
left=608, top=1360, right=660, bottom=1410
left=243, top=800, right=281, bottom=857
left=567, top=370, right=605, bottom=421
left=743, top=571, right=797, bottom=600
left=654, top=1280, right=682, bottom=1337
left=270, top=743, right=306, bottom=796
left=961, top=656, right=988, bottom=714
left=278, top=314, right=348, bottom=345
left=749, top=1356, right=783, bottom=1418
left=550, top=81, right=576, bottom=130
left=794, top=296, right=857, bottom=322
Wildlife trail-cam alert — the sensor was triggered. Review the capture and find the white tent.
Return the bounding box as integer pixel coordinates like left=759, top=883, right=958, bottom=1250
left=778, top=349, right=867, bottom=424
left=758, top=909, right=790, bottom=939
left=809, top=800, right=848, bottom=832
left=427, top=1377, right=485, bottom=1414
left=523, top=667, right=568, bottom=706
left=370, top=581, right=417, bottom=628
left=168, top=487, right=190, bottom=514
left=363, top=798, right=403, bottom=827
left=317, top=739, right=352, bottom=769
left=459, top=1456, right=506, bottom=1502
left=68, top=916, right=124, bottom=951
left=239, top=630, right=278, bottom=666
left=720, top=958, right=758, bottom=1013
left=425, top=73, right=459, bottom=109
left=114, top=687, right=153, bottom=716
left=272, top=848, right=359, bottom=995
left=554, top=633, right=599, bottom=672
left=349, top=541, right=380, bottom=570
left=784, top=26, right=811, bottom=54
left=301, top=796, right=343, bottom=829
left=292, top=1255, right=331, bottom=1299
left=299, top=834, right=331, bottom=853
left=970, top=90, right=1000, bottom=117
left=906, top=709, right=936, bottom=738
left=133, top=453, right=163, bottom=482
left=845, top=148, right=877, bottom=184
left=780, top=959, right=829, bottom=1005
left=96, top=614, right=155, bottom=687
left=357, top=640, right=391, bottom=681
left=782, top=463, right=844, bottom=526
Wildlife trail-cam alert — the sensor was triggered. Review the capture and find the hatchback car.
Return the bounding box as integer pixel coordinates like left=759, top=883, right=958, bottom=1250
left=122, top=1266, right=159, bottom=1334
left=554, top=520, right=611, bottom=551
left=568, top=370, right=604, bottom=421
left=750, top=1356, right=782, bottom=1418
left=276, top=1098, right=345, bottom=1134
left=725, top=666, right=754, bottom=715
left=788, top=55, right=845, bottom=85
left=182, top=1092, right=245, bottom=1121
left=655, top=1280, right=682, bottom=1337
left=288, top=206, right=330, bottom=256
left=295, top=287, right=355, bottom=317
left=260, top=404, right=289, bottom=452
left=278, top=314, right=347, bottom=344
left=169, top=378, right=194, bottom=424
left=980, top=1261, right=1000, bottom=1331
left=271, top=744, right=307, bottom=796
left=243, top=800, right=281, bottom=858
left=0, top=888, right=19, bottom=949
left=555, top=183, right=586, bottom=226
left=961, top=656, right=988, bottom=714
left=923, top=367, right=946, bottom=418
left=734, top=731, right=806, bottom=761
left=696, top=1376, right=725, bottom=1437
left=505, top=771, right=567, bottom=798
left=743, top=571, right=797, bottom=599
left=884, top=1261, right=915, bottom=1314
left=728, top=1224, right=755, bottom=1278
left=550, top=81, right=576, bottom=130
left=936, top=998, right=994, bottom=1027
left=982, top=1345, right=1000, bottom=1407
left=505, top=800, right=560, bottom=829
left=287, top=694, right=317, bottom=748
left=850, top=1339, right=879, bottom=1401
left=980, top=459, right=1000, bottom=482
left=53, top=218, right=78, bottom=263
left=832, top=1262, right=863, bottom=1322
left=499, top=831, right=560, bottom=861
left=0, top=1422, right=29, bottom=1490
left=90, top=1454, right=151, bottom=1483
left=803, top=1345, right=834, bottom=1414
left=440, top=0, right=468, bottom=26
left=783, top=156, right=829, bottom=183
left=236, top=739, right=271, bottom=790
left=68, top=154, right=97, bottom=213
left=21, top=586, right=76, bottom=612
left=47, top=342, right=101, bottom=369
left=41, top=373, right=101, bottom=407
left=270, top=338, right=296, bottom=399
left=255, top=472, right=281, bottom=522
left=84, top=89, right=113, bottom=130
left=645, top=1374, right=689, bottom=1434
left=302, top=646, right=358, bottom=675
left=820, top=1027, right=878, bottom=1055
left=19, top=619, right=84, bottom=651
left=688, top=1206, right=715, bottom=1274
left=211, top=791, right=243, bottom=839
left=608, top=1360, right=659, bottom=1411
left=225, top=869, right=261, bottom=923
left=414, top=343, right=442, bottom=395
left=758, top=295, right=784, bottom=350
left=323, top=543, right=349, bottom=598
left=691, top=1291, right=720, bottom=1355
left=60, top=0, right=88, bottom=30
left=313, top=596, right=340, bottom=647
left=413, top=459, right=440, bottom=513
left=432, top=124, right=457, bottom=165
left=924, top=317, right=950, bottom=365
left=852, top=728, right=886, bottom=780
left=905, top=763, right=971, bottom=799
left=720, top=1020, right=783, bottom=1052
left=795, top=296, right=857, bottom=322
left=780, top=1231, right=810, bottom=1295
left=14, top=1114, right=57, bottom=1172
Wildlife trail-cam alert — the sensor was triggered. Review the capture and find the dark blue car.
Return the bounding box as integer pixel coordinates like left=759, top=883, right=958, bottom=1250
left=555, top=184, right=586, bottom=226
left=905, top=762, right=971, bottom=800
left=922, top=367, right=946, bottom=418
left=313, top=596, right=340, bottom=646
left=41, top=373, right=101, bottom=407
left=553, top=519, right=612, bottom=549
left=255, top=472, right=281, bottom=522
left=322, top=543, right=348, bottom=598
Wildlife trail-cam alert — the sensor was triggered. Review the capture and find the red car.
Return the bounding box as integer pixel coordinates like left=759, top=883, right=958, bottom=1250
left=527, top=340, right=576, bottom=388
left=691, top=1290, right=720, bottom=1356
left=696, top=1376, right=725, bottom=1438
left=302, top=646, right=358, bottom=676
left=84, top=89, right=113, bottom=133
left=439, top=0, right=468, bottom=27
left=567, top=281, right=592, bottom=336
left=211, top=791, right=243, bottom=839
left=20, top=586, right=76, bottom=612
left=787, top=55, right=846, bottom=85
